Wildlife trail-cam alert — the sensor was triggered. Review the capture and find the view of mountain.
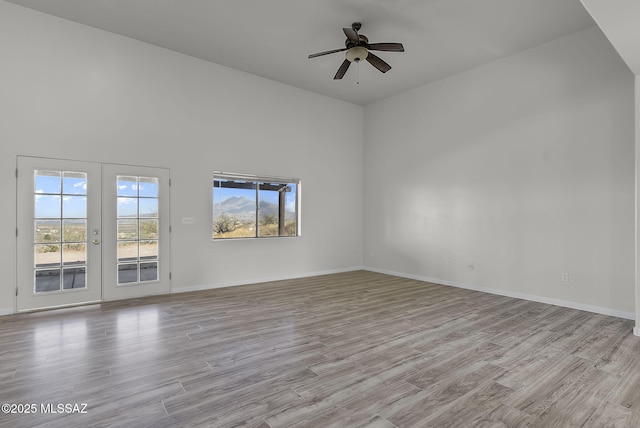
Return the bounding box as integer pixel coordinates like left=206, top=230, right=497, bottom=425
left=214, top=196, right=292, bottom=222
left=214, top=196, right=255, bottom=217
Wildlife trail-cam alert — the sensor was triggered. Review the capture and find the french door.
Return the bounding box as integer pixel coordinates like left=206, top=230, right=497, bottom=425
left=16, top=157, right=170, bottom=311
left=101, top=163, right=170, bottom=301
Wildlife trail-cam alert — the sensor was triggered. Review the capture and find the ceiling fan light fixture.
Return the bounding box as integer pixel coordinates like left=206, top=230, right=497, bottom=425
left=346, top=46, right=368, bottom=63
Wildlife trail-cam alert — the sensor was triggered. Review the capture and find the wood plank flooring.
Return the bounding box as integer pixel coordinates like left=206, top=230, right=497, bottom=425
left=1, top=270, right=639, bottom=427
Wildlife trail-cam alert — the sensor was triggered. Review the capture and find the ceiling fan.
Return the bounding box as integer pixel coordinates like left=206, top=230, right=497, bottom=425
left=308, top=22, right=405, bottom=80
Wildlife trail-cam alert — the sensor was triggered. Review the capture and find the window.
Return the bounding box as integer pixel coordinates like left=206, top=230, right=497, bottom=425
left=213, top=172, right=300, bottom=239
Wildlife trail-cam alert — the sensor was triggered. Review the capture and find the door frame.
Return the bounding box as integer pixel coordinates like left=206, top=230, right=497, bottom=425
left=15, top=156, right=172, bottom=312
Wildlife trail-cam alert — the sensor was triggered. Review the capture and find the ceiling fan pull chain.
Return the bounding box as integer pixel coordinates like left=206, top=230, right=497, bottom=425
left=357, top=61, right=360, bottom=85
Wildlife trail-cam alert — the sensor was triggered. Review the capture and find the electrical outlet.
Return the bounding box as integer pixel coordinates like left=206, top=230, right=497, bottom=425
left=561, top=272, right=569, bottom=282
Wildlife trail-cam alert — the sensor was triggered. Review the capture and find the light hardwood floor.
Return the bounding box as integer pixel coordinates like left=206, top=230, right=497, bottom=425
left=1, top=270, right=640, bottom=427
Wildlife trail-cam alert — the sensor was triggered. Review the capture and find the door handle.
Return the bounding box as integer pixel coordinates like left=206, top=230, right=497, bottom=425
left=92, top=229, right=100, bottom=245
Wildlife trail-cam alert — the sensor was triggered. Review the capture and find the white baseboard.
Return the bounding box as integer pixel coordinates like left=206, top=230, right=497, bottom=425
left=634, top=327, right=640, bottom=337
left=171, top=266, right=366, bottom=294
left=364, top=266, right=635, bottom=321
left=0, top=307, right=14, bottom=316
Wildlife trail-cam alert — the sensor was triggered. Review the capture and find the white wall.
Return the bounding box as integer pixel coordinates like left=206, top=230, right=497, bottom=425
left=364, top=27, right=635, bottom=317
left=580, top=0, right=640, bottom=336
left=0, top=2, right=364, bottom=313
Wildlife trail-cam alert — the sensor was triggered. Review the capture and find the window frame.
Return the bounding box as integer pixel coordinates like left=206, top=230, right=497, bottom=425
left=213, top=171, right=301, bottom=240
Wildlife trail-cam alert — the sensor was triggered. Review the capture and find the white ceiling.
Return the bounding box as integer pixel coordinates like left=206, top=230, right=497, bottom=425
left=580, top=0, right=640, bottom=74
left=6, top=0, right=596, bottom=105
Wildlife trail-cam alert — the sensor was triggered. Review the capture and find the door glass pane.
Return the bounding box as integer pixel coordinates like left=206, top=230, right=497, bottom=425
left=63, top=195, right=87, bottom=218
left=33, top=169, right=89, bottom=293
left=140, top=262, right=158, bottom=281
left=139, top=198, right=158, bottom=217
left=139, top=177, right=159, bottom=197
left=35, top=269, right=61, bottom=293
left=118, top=241, right=138, bottom=262
left=118, top=264, right=138, bottom=284
left=118, top=219, right=138, bottom=240
left=63, top=219, right=87, bottom=242
left=139, top=219, right=157, bottom=239
left=63, top=243, right=86, bottom=266
left=117, top=176, right=138, bottom=197
left=116, top=175, right=160, bottom=285
left=35, top=170, right=61, bottom=194
left=35, top=195, right=61, bottom=218
left=117, top=197, right=138, bottom=218
left=140, top=240, right=158, bottom=260
left=35, top=220, right=61, bottom=243
left=63, top=172, right=87, bottom=195
left=63, top=267, right=86, bottom=289
left=35, top=244, right=60, bottom=268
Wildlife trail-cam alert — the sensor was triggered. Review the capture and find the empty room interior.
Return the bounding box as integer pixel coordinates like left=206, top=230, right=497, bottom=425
left=2, top=0, right=640, bottom=426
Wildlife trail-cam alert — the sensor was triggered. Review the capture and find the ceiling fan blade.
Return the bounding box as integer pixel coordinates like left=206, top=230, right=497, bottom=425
left=308, top=47, right=348, bottom=59
left=334, top=59, right=351, bottom=79
left=367, top=42, right=405, bottom=52
left=343, top=27, right=359, bottom=44
left=366, top=52, right=392, bottom=73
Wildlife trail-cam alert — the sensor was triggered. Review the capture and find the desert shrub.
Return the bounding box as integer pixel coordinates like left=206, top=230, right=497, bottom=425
left=260, top=214, right=277, bottom=226
left=285, top=221, right=297, bottom=236
left=214, top=214, right=240, bottom=234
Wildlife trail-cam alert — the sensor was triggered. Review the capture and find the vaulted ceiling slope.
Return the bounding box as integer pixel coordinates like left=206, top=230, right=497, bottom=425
left=580, top=0, right=640, bottom=74
left=5, top=0, right=596, bottom=105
